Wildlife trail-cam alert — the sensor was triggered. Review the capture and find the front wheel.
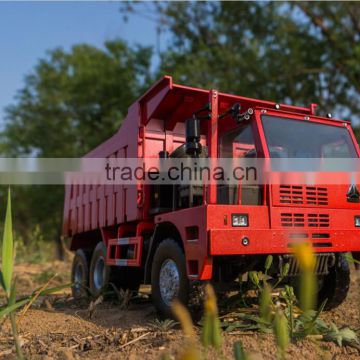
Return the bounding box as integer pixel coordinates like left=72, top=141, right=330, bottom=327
left=151, top=239, right=189, bottom=318
left=318, top=253, right=350, bottom=310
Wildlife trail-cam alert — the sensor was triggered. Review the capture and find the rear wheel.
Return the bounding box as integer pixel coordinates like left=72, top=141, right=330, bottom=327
left=71, top=249, right=91, bottom=299
left=318, top=253, right=350, bottom=310
left=89, top=242, right=110, bottom=297
left=151, top=239, right=189, bottom=318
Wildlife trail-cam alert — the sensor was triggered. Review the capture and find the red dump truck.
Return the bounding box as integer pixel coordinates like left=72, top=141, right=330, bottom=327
left=63, top=76, right=360, bottom=317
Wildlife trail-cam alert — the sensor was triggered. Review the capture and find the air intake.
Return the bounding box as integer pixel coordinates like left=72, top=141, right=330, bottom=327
left=279, top=185, right=328, bottom=206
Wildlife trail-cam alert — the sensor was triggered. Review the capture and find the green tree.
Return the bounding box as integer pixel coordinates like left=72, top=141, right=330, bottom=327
left=125, top=1, right=360, bottom=130
left=3, top=40, right=152, bottom=156
left=1, top=40, right=153, bottom=255
left=4, top=1, right=360, bottom=259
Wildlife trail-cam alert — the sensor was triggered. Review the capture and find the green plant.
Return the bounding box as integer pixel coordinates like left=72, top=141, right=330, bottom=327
left=0, top=189, right=24, bottom=359
left=227, top=249, right=360, bottom=355
left=14, top=224, right=58, bottom=264
left=233, top=341, right=248, bottom=360
left=169, top=247, right=360, bottom=360
left=274, top=307, right=290, bottom=360
left=0, top=189, right=72, bottom=358
left=148, top=318, right=178, bottom=333
left=323, top=323, right=359, bottom=347
left=201, top=284, right=222, bottom=350
left=172, top=299, right=201, bottom=360
left=33, top=269, right=57, bottom=283
left=295, top=243, right=317, bottom=312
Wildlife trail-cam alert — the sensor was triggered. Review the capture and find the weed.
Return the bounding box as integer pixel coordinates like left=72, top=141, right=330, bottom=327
left=274, top=307, right=290, bottom=359
left=148, top=318, right=178, bottom=333
left=14, top=224, right=58, bottom=264
left=323, top=323, right=359, bottom=347
left=0, top=189, right=71, bottom=358
left=172, top=299, right=201, bottom=360
left=109, top=283, right=136, bottom=310
left=294, top=243, right=316, bottom=312
left=233, top=341, right=249, bottom=360
left=33, top=269, right=57, bottom=283
left=0, top=190, right=24, bottom=359
left=169, top=248, right=359, bottom=360
left=88, top=295, right=103, bottom=319
left=201, top=284, right=222, bottom=350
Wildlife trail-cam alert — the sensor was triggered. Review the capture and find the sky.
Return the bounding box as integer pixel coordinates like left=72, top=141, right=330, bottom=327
left=0, top=2, right=164, bottom=125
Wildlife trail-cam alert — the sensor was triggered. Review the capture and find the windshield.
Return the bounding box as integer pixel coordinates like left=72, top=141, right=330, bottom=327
left=261, top=115, right=358, bottom=158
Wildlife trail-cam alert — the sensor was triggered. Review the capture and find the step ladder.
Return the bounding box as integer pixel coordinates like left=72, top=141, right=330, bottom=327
left=107, top=236, right=143, bottom=267
left=106, top=222, right=153, bottom=267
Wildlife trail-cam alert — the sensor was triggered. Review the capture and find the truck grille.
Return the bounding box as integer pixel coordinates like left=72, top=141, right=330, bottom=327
left=281, top=213, right=330, bottom=228
left=279, top=185, right=328, bottom=206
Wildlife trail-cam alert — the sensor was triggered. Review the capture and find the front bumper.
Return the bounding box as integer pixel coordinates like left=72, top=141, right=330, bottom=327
left=209, top=228, right=360, bottom=255
left=207, top=205, right=360, bottom=255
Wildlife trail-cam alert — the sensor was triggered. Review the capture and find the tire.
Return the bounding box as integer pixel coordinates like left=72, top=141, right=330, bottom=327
left=151, top=239, right=189, bottom=318
left=318, top=253, right=350, bottom=310
left=89, top=242, right=111, bottom=297
left=71, top=249, right=91, bottom=299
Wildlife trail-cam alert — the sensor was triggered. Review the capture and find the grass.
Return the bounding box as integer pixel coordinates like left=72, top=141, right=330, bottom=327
left=33, top=269, right=58, bottom=283
left=148, top=318, right=178, bottom=333
left=0, top=189, right=71, bottom=358
left=14, top=224, right=58, bottom=264
left=0, top=189, right=358, bottom=358
left=0, top=189, right=24, bottom=359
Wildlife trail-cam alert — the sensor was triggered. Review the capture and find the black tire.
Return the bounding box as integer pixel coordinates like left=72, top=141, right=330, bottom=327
left=71, top=249, right=91, bottom=299
left=151, top=239, right=189, bottom=319
left=318, top=253, right=350, bottom=310
left=89, top=242, right=111, bottom=297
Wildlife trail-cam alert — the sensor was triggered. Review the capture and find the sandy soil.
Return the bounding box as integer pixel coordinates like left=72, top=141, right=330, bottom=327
left=0, top=261, right=359, bottom=359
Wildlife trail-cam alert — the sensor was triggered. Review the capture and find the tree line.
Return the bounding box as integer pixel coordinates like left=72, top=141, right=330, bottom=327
left=2, top=1, right=360, bottom=255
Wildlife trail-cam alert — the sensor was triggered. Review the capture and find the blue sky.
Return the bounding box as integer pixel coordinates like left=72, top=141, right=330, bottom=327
left=0, top=2, right=164, bottom=125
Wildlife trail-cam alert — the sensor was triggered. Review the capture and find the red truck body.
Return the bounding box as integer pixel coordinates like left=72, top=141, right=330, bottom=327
left=63, top=76, right=360, bottom=314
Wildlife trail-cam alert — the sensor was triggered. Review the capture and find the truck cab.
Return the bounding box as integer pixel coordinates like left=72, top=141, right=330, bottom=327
left=144, top=78, right=359, bottom=317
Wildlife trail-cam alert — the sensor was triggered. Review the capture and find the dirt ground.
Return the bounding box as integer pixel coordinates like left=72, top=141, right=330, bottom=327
left=0, top=261, right=360, bottom=360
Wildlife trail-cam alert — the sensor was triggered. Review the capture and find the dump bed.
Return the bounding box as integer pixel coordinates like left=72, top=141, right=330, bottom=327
left=62, top=76, right=210, bottom=238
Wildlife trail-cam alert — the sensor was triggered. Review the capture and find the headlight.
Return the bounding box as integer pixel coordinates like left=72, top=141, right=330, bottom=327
left=232, top=214, right=248, bottom=227
left=355, top=216, right=360, bottom=227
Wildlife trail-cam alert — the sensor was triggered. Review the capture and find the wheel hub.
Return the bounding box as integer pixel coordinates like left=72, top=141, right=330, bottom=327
left=159, top=259, right=180, bottom=306
left=94, top=256, right=105, bottom=291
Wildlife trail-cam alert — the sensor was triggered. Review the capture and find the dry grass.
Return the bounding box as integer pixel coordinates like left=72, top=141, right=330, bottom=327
left=0, top=260, right=359, bottom=359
